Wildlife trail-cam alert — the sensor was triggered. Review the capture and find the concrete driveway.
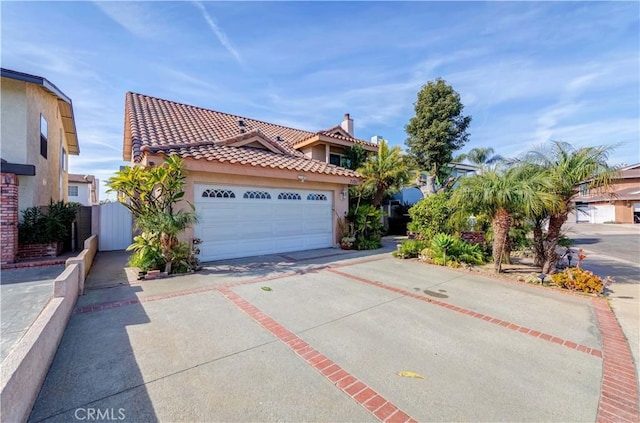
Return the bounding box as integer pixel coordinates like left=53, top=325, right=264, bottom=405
left=28, top=244, right=638, bottom=422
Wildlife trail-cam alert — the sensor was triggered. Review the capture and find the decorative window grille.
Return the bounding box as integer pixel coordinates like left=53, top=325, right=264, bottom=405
left=243, top=190, right=271, bottom=199
left=277, top=192, right=302, bottom=200
left=202, top=189, right=236, bottom=198
left=307, top=193, right=327, bottom=201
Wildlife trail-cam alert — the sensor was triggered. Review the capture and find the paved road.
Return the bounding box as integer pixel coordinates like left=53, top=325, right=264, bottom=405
left=563, top=223, right=639, bottom=367
left=28, top=244, right=638, bottom=422
left=0, top=265, right=63, bottom=361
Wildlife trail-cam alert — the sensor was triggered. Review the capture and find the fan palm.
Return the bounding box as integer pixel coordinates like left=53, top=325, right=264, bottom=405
left=522, top=141, right=617, bottom=273
left=451, top=167, right=555, bottom=273
left=457, top=147, right=504, bottom=169
left=357, top=139, right=411, bottom=207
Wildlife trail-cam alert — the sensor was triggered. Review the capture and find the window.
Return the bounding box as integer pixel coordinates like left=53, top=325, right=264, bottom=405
left=68, top=185, right=78, bottom=197
left=307, top=193, right=327, bottom=201
left=202, top=189, right=235, bottom=198
left=329, top=154, right=341, bottom=166
left=243, top=190, right=271, bottom=199
left=329, top=153, right=350, bottom=168
left=40, top=114, right=48, bottom=159
left=277, top=192, right=302, bottom=200
left=60, top=145, right=67, bottom=171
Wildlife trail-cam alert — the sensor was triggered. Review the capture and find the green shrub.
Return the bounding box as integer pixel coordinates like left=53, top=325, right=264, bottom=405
left=350, top=204, right=384, bottom=250
left=550, top=267, right=604, bottom=293
left=127, top=232, right=165, bottom=271
left=407, top=192, right=452, bottom=241
left=421, top=233, right=485, bottom=266
left=355, top=238, right=382, bottom=250
left=18, top=201, right=80, bottom=244
left=393, top=239, right=430, bottom=259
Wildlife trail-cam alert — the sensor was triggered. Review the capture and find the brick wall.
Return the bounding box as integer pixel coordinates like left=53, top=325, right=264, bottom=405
left=461, top=231, right=485, bottom=245
left=16, top=242, right=63, bottom=261
left=1, top=173, right=19, bottom=264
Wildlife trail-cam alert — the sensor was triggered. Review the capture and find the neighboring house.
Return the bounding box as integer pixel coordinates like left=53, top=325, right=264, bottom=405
left=67, top=174, right=99, bottom=206
left=0, top=68, right=79, bottom=264
left=123, top=92, right=378, bottom=261
left=572, top=163, right=640, bottom=224
left=392, top=162, right=479, bottom=205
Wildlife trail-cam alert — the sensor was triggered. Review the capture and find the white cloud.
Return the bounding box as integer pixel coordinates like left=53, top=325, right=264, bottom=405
left=192, top=2, right=243, bottom=66
left=93, top=2, right=166, bottom=39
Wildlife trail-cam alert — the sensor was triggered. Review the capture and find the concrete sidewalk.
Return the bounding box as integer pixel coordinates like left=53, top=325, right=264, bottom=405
left=28, top=242, right=638, bottom=422
left=0, top=265, right=64, bottom=361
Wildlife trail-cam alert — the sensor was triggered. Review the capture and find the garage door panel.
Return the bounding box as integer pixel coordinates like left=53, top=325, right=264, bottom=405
left=274, top=237, right=306, bottom=251
left=305, top=220, right=332, bottom=234
left=306, top=234, right=333, bottom=249
left=194, top=184, right=334, bottom=261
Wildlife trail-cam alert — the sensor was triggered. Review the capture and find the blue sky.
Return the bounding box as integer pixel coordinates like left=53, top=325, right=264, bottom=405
left=2, top=1, right=638, bottom=200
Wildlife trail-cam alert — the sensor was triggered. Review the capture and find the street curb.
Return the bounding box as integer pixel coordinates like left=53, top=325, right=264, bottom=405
left=592, top=298, right=640, bottom=423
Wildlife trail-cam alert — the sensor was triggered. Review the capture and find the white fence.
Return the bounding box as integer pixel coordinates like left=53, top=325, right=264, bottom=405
left=94, top=202, right=133, bottom=251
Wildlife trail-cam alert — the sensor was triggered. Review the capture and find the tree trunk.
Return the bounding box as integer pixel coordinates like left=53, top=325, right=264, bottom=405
left=541, top=211, right=569, bottom=274
left=503, top=234, right=512, bottom=265
left=532, top=220, right=545, bottom=268
left=372, top=188, right=386, bottom=208
left=418, top=174, right=437, bottom=197
left=492, top=208, right=512, bottom=273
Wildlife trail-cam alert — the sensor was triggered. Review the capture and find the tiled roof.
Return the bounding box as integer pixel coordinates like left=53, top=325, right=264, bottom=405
left=68, top=174, right=95, bottom=184
left=292, top=129, right=378, bottom=149
left=124, top=92, right=373, bottom=169
left=144, top=143, right=359, bottom=177
left=574, top=186, right=640, bottom=203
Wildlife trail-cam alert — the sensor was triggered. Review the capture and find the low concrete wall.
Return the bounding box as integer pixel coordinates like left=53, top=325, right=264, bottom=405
left=0, top=235, right=98, bottom=422
left=0, top=265, right=79, bottom=423
left=65, top=235, right=98, bottom=295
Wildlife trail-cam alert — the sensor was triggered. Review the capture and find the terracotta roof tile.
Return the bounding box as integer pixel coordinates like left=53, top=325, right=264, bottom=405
left=147, top=143, right=359, bottom=177
left=124, top=92, right=372, bottom=176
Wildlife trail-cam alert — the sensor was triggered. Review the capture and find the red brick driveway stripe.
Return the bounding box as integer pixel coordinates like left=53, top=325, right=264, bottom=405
left=592, top=298, right=640, bottom=423
left=217, top=286, right=416, bottom=423
left=327, top=268, right=602, bottom=357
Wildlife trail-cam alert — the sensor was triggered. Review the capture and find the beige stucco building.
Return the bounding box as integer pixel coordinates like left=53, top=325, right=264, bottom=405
left=1, top=68, right=79, bottom=263
left=124, top=92, right=377, bottom=261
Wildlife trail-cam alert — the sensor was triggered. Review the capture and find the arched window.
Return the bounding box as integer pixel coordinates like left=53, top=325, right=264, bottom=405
left=243, top=190, right=271, bottom=199
left=277, top=192, right=302, bottom=200
left=202, top=189, right=236, bottom=198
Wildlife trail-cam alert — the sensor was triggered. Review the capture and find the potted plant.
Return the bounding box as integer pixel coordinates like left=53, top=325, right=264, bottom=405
left=337, top=216, right=356, bottom=250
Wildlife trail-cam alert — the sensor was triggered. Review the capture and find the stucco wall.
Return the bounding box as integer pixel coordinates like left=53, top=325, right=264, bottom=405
left=68, top=183, right=91, bottom=206
left=3, top=81, right=71, bottom=213
left=1, top=79, right=28, bottom=164
left=615, top=202, right=635, bottom=223
left=24, top=83, right=70, bottom=209
left=311, top=144, right=326, bottom=161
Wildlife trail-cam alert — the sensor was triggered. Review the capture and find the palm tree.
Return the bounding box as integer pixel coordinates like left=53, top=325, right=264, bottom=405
left=357, top=139, right=411, bottom=207
left=456, top=147, right=504, bottom=172
left=522, top=141, right=617, bottom=273
left=451, top=167, right=554, bottom=273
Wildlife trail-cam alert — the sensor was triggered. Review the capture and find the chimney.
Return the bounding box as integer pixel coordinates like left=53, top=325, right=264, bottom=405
left=370, top=135, right=383, bottom=144
left=340, top=113, right=354, bottom=137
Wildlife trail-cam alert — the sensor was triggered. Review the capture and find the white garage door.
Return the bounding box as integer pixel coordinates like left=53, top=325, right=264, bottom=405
left=194, top=184, right=333, bottom=261
left=591, top=204, right=615, bottom=224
